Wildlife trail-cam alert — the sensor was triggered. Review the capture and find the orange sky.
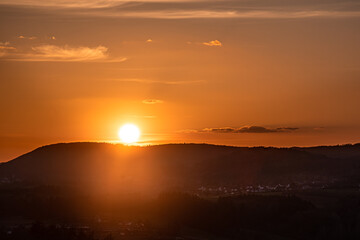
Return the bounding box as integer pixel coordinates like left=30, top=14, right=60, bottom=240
left=1, top=0, right=360, bottom=161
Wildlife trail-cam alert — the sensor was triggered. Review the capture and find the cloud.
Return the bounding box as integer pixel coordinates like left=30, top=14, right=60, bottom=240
left=0, top=46, right=16, bottom=50
left=0, top=42, right=16, bottom=55
left=0, top=42, right=15, bottom=50
left=237, top=126, right=279, bottom=133
left=31, top=45, right=107, bottom=61
left=276, top=127, right=299, bottom=131
left=203, top=40, right=222, bottom=47
left=115, top=10, right=360, bottom=19
left=142, top=99, right=164, bottom=104
left=203, top=127, right=238, bottom=133
left=0, top=45, right=126, bottom=62
left=193, top=126, right=299, bottom=134
left=110, top=78, right=206, bottom=85
left=0, top=0, right=195, bottom=8
left=18, top=35, right=37, bottom=40
left=0, top=0, right=117, bottom=8
left=2, top=1, right=360, bottom=19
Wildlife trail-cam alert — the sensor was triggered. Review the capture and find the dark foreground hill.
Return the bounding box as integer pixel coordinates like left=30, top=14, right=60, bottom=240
left=0, top=143, right=359, bottom=193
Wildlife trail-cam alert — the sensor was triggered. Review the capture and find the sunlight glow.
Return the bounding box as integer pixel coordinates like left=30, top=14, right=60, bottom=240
left=118, top=124, right=140, bottom=144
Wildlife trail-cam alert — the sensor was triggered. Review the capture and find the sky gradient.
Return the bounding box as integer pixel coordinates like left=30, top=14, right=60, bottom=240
left=1, top=0, right=360, bottom=161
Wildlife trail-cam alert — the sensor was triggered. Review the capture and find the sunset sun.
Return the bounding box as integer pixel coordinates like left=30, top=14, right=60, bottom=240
left=118, top=124, right=140, bottom=144
left=1, top=0, right=360, bottom=238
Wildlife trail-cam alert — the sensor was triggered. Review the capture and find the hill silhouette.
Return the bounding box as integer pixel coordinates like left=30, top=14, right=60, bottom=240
left=0, top=143, right=359, bottom=193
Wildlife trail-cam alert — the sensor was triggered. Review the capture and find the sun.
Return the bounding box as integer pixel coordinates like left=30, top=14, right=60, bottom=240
left=118, top=124, right=140, bottom=144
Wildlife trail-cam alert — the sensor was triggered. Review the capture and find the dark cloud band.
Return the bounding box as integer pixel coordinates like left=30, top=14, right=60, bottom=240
left=200, top=126, right=299, bottom=133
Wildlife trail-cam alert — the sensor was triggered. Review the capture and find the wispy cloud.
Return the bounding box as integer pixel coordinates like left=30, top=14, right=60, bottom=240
left=18, top=35, right=37, bottom=40
left=142, top=99, right=164, bottom=104
left=0, top=42, right=16, bottom=56
left=110, top=78, right=206, bottom=85
left=31, top=45, right=108, bottom=61
left=113, top=10, right=360, bottom=19
left=0, top=45, right=126, bottom=62
left=0, top=0, right=122, bottom=8
left=185, top=126, right=299, bottom=134
left=0, top=41, right=15, bottom=50
left=203, top=40, right=222, bottom=47
left=0, top=46, right=16, bottom=50
left=0, top=42, right=10, bottom=46
left=2, top=1, right=360, bottom=19
left=0, top=0, right=196, bottom=8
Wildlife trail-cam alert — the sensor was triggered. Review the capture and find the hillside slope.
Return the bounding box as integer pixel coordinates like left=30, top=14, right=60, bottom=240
left=0, top=143, right=359, bottom=193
